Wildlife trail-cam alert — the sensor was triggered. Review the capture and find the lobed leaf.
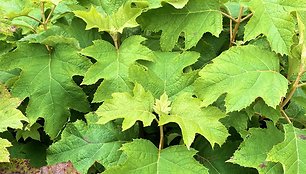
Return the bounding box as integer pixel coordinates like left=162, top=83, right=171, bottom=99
left=81, top=35, right=154, bottom=101
left=267, top=124, right=306, bottom=174
left=244, top=0, right=296, bottom=55
left=74, top=2, right=141, bottom=34
left=95, top=83, right=156, bottom=130
left=159, top=93, right=228, bottom=148
left=194, top=45, right=288, bottom=112
left=129, top=51, right=199, bottom=98
left=0, top=43, right=91, bottom=139
left=138, top=0, right=223, bottom=51
left=104, top=139, right=208, bottom=174
left=47, top=119, right=136, bottom=174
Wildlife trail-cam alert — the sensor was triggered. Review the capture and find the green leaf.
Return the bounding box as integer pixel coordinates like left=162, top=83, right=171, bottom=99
left=129, top=51, right=199, bottom=98
left=194, top=45, right=288, bottom=112
left=0, top=84, right=28, bottom=132
left=159, top=93, right=228, bottom=148
left=81, top=36, right=154, bottom=101
left=74, top=2, right=141, bottom=34
left=21, top=18, right=101, bottom=48
left=244, top=0, right=296, bottom=55
left=47, top=119, right=136, bottom=174
left=0, top=44, right=91, bottom=139
left=229, top=124, right=284, bottom=174
left=253, top=100, right=281, bottom=123
left=0, top=138, right=11, bottom=162
left=95, top=83, right=156, bottom=131
left=267, top=124, right=306, bottom=174
left=16, top=123, right=42, bottom=141
left=132, top=0, right=189, bottom=9
left=138, top=0, right=223, bottom=51
left=194, top=136, right=258, bottom=174
left=8, top=140, right=47, bottom=167
left=220, top=111, right=249, bottom=136
left=104, top=139, right=208, bottom=174
left=0, top=0, right=35, bottom=18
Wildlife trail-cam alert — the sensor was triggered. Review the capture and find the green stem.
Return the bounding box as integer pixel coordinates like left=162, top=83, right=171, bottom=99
left=111, top=32, right=121, bottom=50
left=159, top=125, right=164, bottom=151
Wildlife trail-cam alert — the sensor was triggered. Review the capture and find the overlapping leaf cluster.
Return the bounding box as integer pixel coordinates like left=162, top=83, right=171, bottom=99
left=1, top=0, right=306, bottom=173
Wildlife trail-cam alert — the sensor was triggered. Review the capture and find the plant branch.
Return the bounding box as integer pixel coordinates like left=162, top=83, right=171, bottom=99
left=45, top=5, right=56, bottom=24
left=230, top=6, right=244, bottom=47
left=281, top=64, right=305, bottom=109
left=281, top=110, right=292, bottom=124
left=297, top=83, right=306, bottom=88
left=24, top=15, right=42, bottom=24
left=221, top=11, right=237, bottom=22
left=40, top=2, right=47, bottom=30
left=229, top=18, right=233, bottom=46
left=240, top=13, right=253, bottom=23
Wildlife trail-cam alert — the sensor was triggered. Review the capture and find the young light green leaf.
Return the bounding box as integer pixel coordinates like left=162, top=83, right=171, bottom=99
left=47, top=119, right=136, bottom=174
left=132, top=0, right=189, bottom=9
left=129, top=51, right=199, bottom=98
left=194, top=45, right=288, bottom=112
left=95, top=84, right=156, bottom=131
left=267, top=124, right=306, bottom=174
left=159, top=93, right=228, bottom=148
left=104, top=139, right=208, bottom=174
left=81, top=36, right=154, bottom=101
left=229, top=124, right=284, bottom=174
left=138, top=0, right=223, bottom=51
left=153, top=92, right=171, bottom=115
left=74, top=2, right=141, bottom=34
left=244, top=0, right=296, bottom=55
left=297, top=11, right=306, bottom=66
left=0, top=84, right=28, bottom=132
left=0, top=43, right=91, bottom=139
left=0, top=138, right=11, bottom=162
left=0, top=0, right=35, bottom=18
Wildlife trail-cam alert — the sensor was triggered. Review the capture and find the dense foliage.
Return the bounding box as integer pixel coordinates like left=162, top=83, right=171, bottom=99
left=1, top=0, right=306, bottom=173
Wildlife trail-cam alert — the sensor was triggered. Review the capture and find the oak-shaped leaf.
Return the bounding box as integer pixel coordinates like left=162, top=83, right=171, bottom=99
left=95, top=83, right=156, bottom=131
left=74, top=2, right=141, bottom=34
left=129, top=51, right=199, bottom=98
left=138, top=0, right=223, bottom=51
left=244, top=0, right=297, bottom=55
left=229, top=124, right=284, bottom=174
left=0, top=43, right=91, bottom=139
left=194, top=45, right=288, bottom=112
left=0, top=138, right=11, bottom=162
left=104, top=139, right=208, bottom=174
left=0, top=84, right=28, bottom=132
left=0, top=85, right=28, bottom=162
left=267, top=124, right=306, bottom=174
left=81, top=36, right=154, bottom=101
left=47, top=119, right=137, bottom=174
left=159, top=93, right=228, bottom=148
